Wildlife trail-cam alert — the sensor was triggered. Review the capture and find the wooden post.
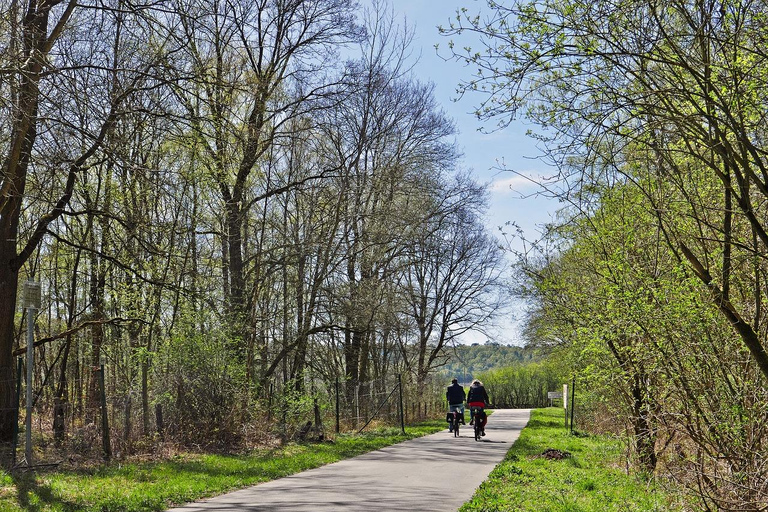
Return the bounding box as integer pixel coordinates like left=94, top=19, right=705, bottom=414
left=313, top=397, right=323, bottom=438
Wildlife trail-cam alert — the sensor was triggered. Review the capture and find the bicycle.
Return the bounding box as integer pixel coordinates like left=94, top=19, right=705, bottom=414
left=447, top=404, right=464, bottom=437
left=470, top=406, right=486, bottom=441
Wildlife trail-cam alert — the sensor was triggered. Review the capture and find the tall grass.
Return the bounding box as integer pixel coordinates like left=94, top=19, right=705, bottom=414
left=460, top=408, right=687, bottom=511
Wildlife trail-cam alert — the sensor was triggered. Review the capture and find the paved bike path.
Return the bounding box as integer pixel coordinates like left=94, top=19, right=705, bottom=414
left=167, top=409, right=531, bottom=512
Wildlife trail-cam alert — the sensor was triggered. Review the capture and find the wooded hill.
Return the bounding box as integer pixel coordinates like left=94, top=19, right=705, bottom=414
left=438, top=343, right=539, bottom=384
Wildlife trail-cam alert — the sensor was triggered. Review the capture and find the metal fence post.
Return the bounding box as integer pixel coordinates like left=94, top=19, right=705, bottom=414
left=99, top=365, right=111, bottom=460
left=397, top=374, right=405, bottom=434
left=22, top=280, right=41, bottom=466
left=354, top=384, right=360, bottom=430
left=570, top=376, right=576, bottom=433
left=335, top=378, right=340, bottom=434
left=12, top=358, right=22, bottom=466
left=25, top=306, right=35, bottom=465
left=563, top=383, right=568, bottom=428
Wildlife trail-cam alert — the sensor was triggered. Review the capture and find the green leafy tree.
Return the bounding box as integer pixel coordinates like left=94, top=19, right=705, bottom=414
left=477, top=361, right=562, bottom=408
left=440, top=0, right=768, bottom=382
left=521, top=183, right=768, bottom=504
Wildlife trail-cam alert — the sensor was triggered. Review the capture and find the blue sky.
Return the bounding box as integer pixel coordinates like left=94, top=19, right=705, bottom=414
left=383, top=0, right=558, bottom=241
left=376, top=0, right=560, bottom=344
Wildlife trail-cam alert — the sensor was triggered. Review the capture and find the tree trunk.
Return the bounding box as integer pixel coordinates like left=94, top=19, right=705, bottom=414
left=344, top=327, right=362, bottom=401
left=86, top=243, right=106, bottom=424
left=123, top=392, right=132, bottom=443
left=0, top=1, right=54, bottom=445
left=291, top=252, right=308, bottom=392
left=53, top=246, right=81, bottom=444
left=141, top=361, right=149, bottom=436
left=631, top=377, right=657, bottom=473
left=53, top=334, right=72, bottom=445
left=226, top=200, right=246, bottom=321
left=0, top=257, right=19, bottom=443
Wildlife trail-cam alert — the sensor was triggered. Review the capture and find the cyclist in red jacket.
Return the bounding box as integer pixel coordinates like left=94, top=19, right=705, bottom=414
left=467, top=379, right=489, bottom=435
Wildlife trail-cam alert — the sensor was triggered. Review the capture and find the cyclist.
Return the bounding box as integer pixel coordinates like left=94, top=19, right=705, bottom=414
left=446, top=378, right=466, bottom=432
left=467, top=379, right=489, bottom=436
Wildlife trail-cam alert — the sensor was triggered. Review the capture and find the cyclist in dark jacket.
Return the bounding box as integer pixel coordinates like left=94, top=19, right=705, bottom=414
left=467, top=379, right=489, bottom=435
left=446, top=378, right=466, bottom=431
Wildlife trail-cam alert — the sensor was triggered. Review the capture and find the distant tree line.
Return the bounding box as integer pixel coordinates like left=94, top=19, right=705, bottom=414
left=476, top=362, right=561, bottom=409
left=0, top=0, right=508, bottom=461
left=438, top=343, right=539, bottom=384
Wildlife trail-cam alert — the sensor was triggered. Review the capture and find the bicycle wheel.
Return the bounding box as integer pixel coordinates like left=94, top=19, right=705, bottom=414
left=473, top=412, right=481, bottom=441
left=453, top=413, right=460, bottom=437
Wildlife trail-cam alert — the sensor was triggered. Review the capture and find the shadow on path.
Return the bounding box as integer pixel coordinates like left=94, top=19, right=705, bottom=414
left=168, top=409, right=532, bottom=512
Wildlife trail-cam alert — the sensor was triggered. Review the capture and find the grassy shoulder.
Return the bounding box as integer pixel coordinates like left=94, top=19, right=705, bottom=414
left=0, top=421, right=445, bottom=512
left=460, top=408, right=685, bottom=512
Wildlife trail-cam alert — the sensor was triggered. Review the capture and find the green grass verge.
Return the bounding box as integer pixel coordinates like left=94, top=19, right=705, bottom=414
left=0, top=421, right=445, bottom=512
left=460, top=408, right=686, bottom=512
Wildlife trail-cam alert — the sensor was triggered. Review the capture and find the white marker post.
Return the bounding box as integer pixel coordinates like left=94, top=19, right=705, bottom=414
left=563, top=383, right=569, bottom=428
left=23, top=281, right=41, bottom=465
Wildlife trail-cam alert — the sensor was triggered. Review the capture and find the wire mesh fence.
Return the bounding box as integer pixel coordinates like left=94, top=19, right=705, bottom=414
left=0, top=363, right=452, bottom=469
left=319, top=373, right=445, bottom=434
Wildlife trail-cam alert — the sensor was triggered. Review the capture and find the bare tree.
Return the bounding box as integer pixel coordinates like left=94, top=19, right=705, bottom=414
left=403, top=174, right=507, bottom=386
left=167, top=0, right=359, bottom=359
left=317, top=1, right=460, bottom=399
left=0, top=0, right=169, bottom=444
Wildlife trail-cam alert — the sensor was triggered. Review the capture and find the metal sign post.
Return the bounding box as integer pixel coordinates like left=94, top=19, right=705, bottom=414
left=570, top=376, right=576, bottom=433
left=547, top=390, right=563, bottom=407
left=23, top=281, right=41, bottom=465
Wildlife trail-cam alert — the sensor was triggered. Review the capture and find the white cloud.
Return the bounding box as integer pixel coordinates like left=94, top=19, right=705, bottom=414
left=489, top=173, right=546, bottom=194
